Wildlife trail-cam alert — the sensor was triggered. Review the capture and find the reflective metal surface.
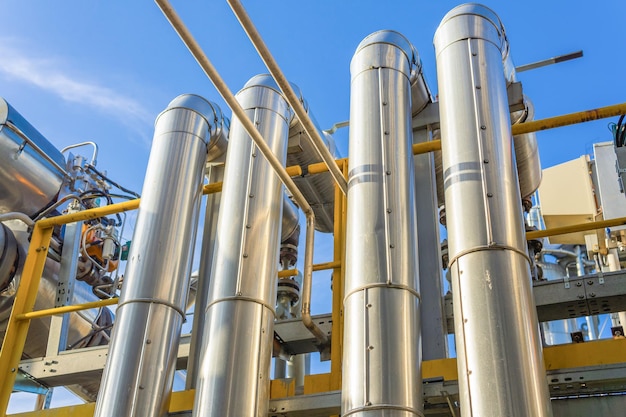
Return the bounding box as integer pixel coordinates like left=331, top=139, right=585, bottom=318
left=94, top=94, right=219, bottom=417
left=0, top=97, right=66, bottom=217
left=434, top=4, right=552, bottom=416
left=186, top=163, right=224, bottom=389
left=281, top=193, right=300, bottom=242
left=413, top=129, right=447, bottom=360
left=193, top=75, right=291, bottom=417
left=512, top=99, right=542, bottom=199
left=343, top=31, right=422, bottom=417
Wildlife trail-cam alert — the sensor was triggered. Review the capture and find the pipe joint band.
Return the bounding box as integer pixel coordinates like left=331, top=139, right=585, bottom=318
left=448, top=243, right=531, bottom=269
left=343, top=283, right=421, bottom=305
left=116, top=298, right=186, bottom=319
left=205, top=295, right=276, bottom=316
left=343, top=404, right=425, bottom=417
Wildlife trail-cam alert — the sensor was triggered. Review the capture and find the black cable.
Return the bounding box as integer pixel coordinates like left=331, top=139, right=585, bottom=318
left=81, top=189, right=122, bottom=226
left=85, top=164, right=141, bottom=198
left=67, top=324, right=114, bottom=350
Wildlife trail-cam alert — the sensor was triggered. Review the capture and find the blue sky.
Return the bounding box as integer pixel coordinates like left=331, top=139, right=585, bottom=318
left=4, top=0, right=626, bottom=412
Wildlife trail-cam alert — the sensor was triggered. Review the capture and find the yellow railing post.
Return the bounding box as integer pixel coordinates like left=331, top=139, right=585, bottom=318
left=0, top=182, right=228, bottom=415
left=0, top=225, right=54, bottom=414
left=330, top=162, right=348, bottom=392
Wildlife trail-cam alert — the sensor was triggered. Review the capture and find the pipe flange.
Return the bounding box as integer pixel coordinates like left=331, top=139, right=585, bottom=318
left=277, top=278, right=300, bottom=304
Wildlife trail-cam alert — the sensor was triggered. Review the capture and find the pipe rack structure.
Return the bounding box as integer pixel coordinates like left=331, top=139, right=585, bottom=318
left=3, top=2, right=626, bottom=417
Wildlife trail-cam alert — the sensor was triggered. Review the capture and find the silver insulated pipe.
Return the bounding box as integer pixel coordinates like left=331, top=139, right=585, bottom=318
left=0, top=98, right=66, bottom=217
left=192, top=75, right=291, bottom=417
left=434, top=4, right=552, bottom=417
left=512, top=98, right=541, bottom=198
left=286, top=85, right=338, bottom=234
left=94, top=95, right=225, bottom=417
left=343, top=31, right=422, bottom=417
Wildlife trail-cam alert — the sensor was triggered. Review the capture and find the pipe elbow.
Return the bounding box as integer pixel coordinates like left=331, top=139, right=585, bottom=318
left=157, top=94, right=229, bottom=161
left=350, top=30, right=417, bottom=78
left=434, top=3, right=508, bottom=56
left=237, top=74, right=293, bottom=125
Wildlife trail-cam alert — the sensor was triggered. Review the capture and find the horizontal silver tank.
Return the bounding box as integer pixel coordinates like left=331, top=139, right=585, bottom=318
left=286, top=85, right=338, bottom=233
left=0, top=98, right=66, bottom=217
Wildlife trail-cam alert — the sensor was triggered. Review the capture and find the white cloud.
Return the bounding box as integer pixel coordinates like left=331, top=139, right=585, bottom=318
left=0, top=40, right=153, bottom=145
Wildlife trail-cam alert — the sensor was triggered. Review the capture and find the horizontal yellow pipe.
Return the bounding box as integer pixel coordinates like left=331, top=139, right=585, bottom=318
left=277, top=269, right=298, bottom=278
left=37, top=183, right=225, bottom=228
left=15, top=298, right=119, bottom=321
left=277, top=261, right=342, bottom=278
left=202, top=182, right=223, bottom=194
left=313, top=260, right=341, bottom=271
left=526, top=217, right=626, bottom=240
left=38, top=200, right=140, bottom=228
left=285, top=165, right=303, bottom=177
left=293, top=103, right=626, bottom=177
left=412, top=140, right=442, bottom=155
left=511, top=102, right=626, bottom=135
left=308, top=158, right=347, bottom=176
left=35, top=102, right=624, bottom=227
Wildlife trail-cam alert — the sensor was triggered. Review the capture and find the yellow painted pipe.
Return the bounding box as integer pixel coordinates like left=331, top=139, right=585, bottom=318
left=412, top=140, right=442, bottom=155
left=511, top=102, right=626, bottom=135
left=277, top=269, right=298, bottom=278
left=308, top=158, right=347, bottom=176
left=38, top=200, right=140, bottom=228
left=276, top=261, right=342, bottom=278
left=526, top=217, right=626, bottom=240
left=15, top=298, right=119, bottom=321
left=202, top=182, right=223, bottom=194
left=292, top=102, right=626, bottom=177
left=313, top=260, right=342, bottom=271
left=285, top=165, right=303, bottom=177
left=37, top=183, right=225, bottom=229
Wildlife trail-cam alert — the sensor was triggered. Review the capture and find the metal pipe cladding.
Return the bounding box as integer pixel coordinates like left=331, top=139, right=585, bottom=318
left=192, top=75, right=291, bottom=417
left=434, top=4, right=552, bottom=416
left=342, top=31, right=422, bottom=417
left=94, top=95, right=224, bottom=417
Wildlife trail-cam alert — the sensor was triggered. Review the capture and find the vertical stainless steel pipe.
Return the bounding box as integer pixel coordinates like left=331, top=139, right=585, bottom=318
left=94, top=95, right=224, bottom=417
left=413, top=129, right=448, bottom=360
left=434, top=4, right=552, bottom=417
left=192, top=75, right=291, bottom=417
left=343, top=31, right=422, bottom=417
left=155, top=0, right=327, bottom=348
left=186, top=163, right=226, bottom=389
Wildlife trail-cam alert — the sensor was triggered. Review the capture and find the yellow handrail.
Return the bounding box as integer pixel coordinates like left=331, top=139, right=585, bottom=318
left=527, top=217, right=626, bottom=240
left=14, top=298, right=119, bottom=321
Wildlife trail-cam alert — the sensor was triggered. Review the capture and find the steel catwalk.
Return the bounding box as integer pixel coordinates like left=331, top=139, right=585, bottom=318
left=434, top=4, right=552, bottom=416
left=192, top=75, right=291, bottom=417
left=94, top=95, right=224, bottom=417
left=343, top=31, right=422, bottom=417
